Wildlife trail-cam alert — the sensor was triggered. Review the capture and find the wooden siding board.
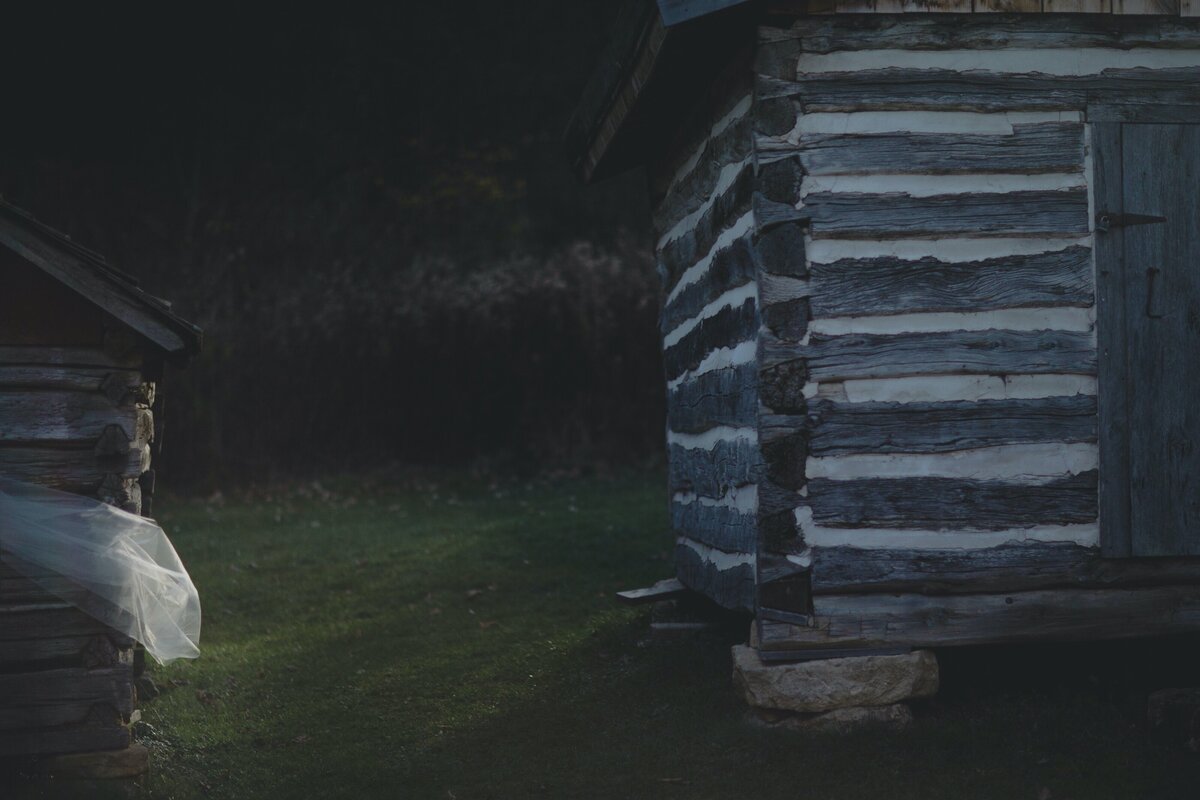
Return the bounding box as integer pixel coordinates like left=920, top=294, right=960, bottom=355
left=806, top=471, right=1099, bottom=529
left=808, top=395, right=1097, bottom=456
left=808, top=246, right=1093, bottom=317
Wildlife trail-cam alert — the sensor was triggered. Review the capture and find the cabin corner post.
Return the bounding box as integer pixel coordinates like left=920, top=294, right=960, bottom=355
left=655, top=56, right=760, bottom=611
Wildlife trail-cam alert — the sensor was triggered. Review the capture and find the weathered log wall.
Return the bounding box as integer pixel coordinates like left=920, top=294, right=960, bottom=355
left=655, top=62, right=760, bottom=611
left=749, top=14, right=1200, bottom=625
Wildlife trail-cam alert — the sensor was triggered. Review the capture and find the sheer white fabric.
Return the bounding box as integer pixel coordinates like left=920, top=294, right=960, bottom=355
left=0, top=477, right=200, bottom=664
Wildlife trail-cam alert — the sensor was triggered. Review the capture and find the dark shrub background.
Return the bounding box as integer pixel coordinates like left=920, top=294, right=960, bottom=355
left=0, top=5, right=663, bottom=487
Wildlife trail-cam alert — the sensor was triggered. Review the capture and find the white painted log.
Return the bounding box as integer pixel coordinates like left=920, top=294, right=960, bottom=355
left=783, top=110, right=1084, bottom=138
left=797, top=514, right=1101, bottom=549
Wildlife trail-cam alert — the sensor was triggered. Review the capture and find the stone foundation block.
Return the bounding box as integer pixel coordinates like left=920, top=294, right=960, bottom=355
left=749, top=703, right=913, bottom=733
left=732, top=645, right=938, bottom=713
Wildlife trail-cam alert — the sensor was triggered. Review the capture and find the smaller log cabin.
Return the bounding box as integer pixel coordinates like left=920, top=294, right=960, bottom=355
left=569, top=1, right=1200, bottom=661
left=0, top=199, right=201, bottom=756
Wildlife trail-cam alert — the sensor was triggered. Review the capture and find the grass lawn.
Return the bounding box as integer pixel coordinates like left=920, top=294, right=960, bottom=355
left=8, top=466, right=1200, bottom=799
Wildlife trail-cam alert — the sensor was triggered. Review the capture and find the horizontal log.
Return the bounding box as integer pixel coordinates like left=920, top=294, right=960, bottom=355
left=660, top=238, right=757, bottom=334
left=667, top=363, right=758, bottom=434
left=809, top=246, right=1093, bottom=317
left=669, top=438, right=764, bottom=498
left=808, top=471, right=1098, bottom=530
left=0, top=346, right=141, bottom=370
left=0, top=605, right=135, bottom=667
left=802, top=189, right=1089, bottom=239
left=0, top=723, right=130, bottom=758
left=0, top=392, right=151, bottom=445
left=660, top=167, right=755, bottom=291
left=761, top=124, right=1084, bottom=176
left=758, top=584, right=1200, bottom=654
left=671, top=500, right=757, bottom=552
left=766, top=329, right=1097, bottom=381
left=663, top=298, right=759, bottom=382
left=654, top=115, right=754, bottom=237
left=811, top=541, right=1200, bottom=596
left=0, top=666, right=134, bottom=730
left=758, top=68, right=1200, bottom=113
left=0, top=444, right=149, bottom=489
left=758, top=15, right=1200, bottom=57
left=0, top=364, right=144, bottom=397
left=674, top=540, right=755, bottom=611
left=808, top=395, right=1097, bottom=456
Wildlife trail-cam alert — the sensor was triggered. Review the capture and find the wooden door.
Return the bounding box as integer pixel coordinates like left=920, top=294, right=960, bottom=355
left=1096, top=120, right=1200, bottom=557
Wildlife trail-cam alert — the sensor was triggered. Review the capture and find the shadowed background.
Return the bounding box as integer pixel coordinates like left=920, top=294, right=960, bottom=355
left=0, top=5, right=661, bottom=487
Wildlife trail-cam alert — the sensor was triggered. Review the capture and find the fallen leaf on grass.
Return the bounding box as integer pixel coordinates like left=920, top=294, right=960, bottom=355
left=195, top=689, right=218, bottom=707
left=478, top=621, right=499, bottom=630
left=293, top=734, right=310, bottom=744
left=659, top=778, right=689, bottom=785
left=465, top=588, right=484, bottom=600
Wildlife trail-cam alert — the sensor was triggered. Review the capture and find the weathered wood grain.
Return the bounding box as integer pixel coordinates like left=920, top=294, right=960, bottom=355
left=759, top=124, right=1084, bottom=176
left=0, top=365, right=143, bottom=397
left=758, top=331, right=808, bottom=412
left=674, top=540, right=755, bottom=611
left=663, top=298, right=759, bottom=381
left=654, top=116, right=754, bottom=237
left=811, top=541, right=1200, bottom=595
left=1115, top=0, right=1181, bottom=13
left=0, top=666, right=134, bottom=730
left=802, top=189, right=1089, bottom=239
left=808, top=246, right=1093, bottom=317
left=807, top=395, right=1097, bottom=456
left=754, top=221, right=807, bottom=278
left=0, top=392, right=151, bottom=445
left=667, top=363, right=758, bottom=434
left=757, top=69, right=1200, bottom=114
left=669, top=438, right=764, bottom=497
left=975, top=0, right=1043, bottom=11
left=0, top=346, right=141, bottom=369
left=0, top=445, right=149, bottom=490
left=671, top=499, right=757, bottom=552
left=807, top=471, right=1098, bottom=529
left=661, top=238, right=757, bottom=334
left=766, top=329, right=1097, bottom=381
left=761, top=297, right=809, bottom=342
left=660, top=168, right=755, bottom=291
left=758, top=585, right=1200, bottom=654
left=0, top=723, right=130, bottom=758
left=757, top=16, right=1200, bottom=57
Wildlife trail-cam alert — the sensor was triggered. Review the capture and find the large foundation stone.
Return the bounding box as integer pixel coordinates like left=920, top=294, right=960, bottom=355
left=732, top=645, right=938, bottom=713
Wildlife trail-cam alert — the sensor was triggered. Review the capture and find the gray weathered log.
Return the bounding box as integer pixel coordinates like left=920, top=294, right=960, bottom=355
left=654, top=115, right=754, bottom=237
left=0, top=724, right=130, bottom=758
left=802, top=189, right=1089, bottom=239
left=766, top=329, right=1097, bottom=381
left=759, top=124, right=1084, bottom=176
left=667, top=363, right=758, bottom=434
left=671, top=499, right=757, bottom=552
left=674, top=540, right=755, bottom=611
left=661, top=238, right=757, bottom=334
left=754, top=222, right=807, bottom=278
left=811, top=541, right=1200, bottom=596
left=807, top=395, right=1097, bottom=456
left=0, top=346, right=141, bottom=369
left=660, top=167, right=755, bottom=291
left=662, top=298, right=759, bottom=381
left=0, top=666, right=134, bottom=730
left=0, top=445, right=148, bottom=490
left=809, top=246, right=1093, bottom=317
left=0, top=365, right=143, bottom=398
left=669, top=438, right=764, bottom=498
left=808, top=471, right=1098, bottom=530
left=758, top=584, right=1200, bottom=654
left=0, top=392, right=151, bottom=445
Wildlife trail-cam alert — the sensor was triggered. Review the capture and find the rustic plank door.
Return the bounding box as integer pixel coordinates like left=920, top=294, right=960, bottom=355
left=1096, top=120, right=1200, bottom=557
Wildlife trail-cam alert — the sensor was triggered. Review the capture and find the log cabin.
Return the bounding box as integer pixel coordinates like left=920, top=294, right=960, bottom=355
left=0, top=198, right=201, bottom=760
left=568, top=1, right=1200, bottom=663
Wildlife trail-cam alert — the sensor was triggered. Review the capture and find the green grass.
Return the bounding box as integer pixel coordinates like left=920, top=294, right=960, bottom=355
left=10, top=467, right=1200, bottom=799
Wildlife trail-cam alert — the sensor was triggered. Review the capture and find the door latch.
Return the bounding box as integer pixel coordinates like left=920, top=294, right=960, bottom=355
left=1096, top=211, right=1168, bottom=233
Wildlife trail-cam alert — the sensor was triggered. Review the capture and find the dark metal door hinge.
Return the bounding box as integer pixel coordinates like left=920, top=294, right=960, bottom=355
left=1096, top=211, right=1168, bottom=232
